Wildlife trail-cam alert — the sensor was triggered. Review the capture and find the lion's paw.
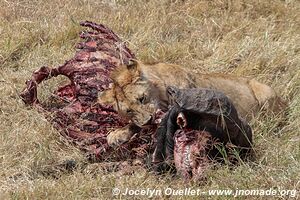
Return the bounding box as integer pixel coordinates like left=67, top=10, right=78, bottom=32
left=107, top=128, right=133, bottom=146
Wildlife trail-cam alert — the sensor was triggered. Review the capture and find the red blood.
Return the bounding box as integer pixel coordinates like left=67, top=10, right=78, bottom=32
left=20, top=21, right=153, bottom=161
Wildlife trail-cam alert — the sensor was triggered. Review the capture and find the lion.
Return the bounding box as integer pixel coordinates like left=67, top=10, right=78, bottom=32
left=99, top=59, right=286, bottom=146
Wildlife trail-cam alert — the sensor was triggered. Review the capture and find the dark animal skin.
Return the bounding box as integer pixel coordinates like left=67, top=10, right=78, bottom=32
left=152, top=86, right=253, bottom=178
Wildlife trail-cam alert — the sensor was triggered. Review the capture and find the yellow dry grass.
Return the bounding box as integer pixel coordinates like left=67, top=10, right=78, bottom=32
left=0, top=0, right=299, bottom=199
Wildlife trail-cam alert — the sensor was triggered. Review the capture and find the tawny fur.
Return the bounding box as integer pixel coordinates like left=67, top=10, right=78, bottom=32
left=99, top=60, right=286, bottom=145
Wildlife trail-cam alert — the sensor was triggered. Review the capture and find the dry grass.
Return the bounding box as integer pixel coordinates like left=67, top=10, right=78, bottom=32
left=0, top=0, right=299, bottom=199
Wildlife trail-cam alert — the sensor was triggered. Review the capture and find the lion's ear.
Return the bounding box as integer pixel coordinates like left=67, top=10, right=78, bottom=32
left=126, top=59, right=138, bottom=71
left=111, top=59, right=141, bottom=84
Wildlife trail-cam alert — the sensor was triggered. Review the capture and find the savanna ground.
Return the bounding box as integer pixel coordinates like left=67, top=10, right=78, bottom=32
left=0, top=0, right=299, bottom=199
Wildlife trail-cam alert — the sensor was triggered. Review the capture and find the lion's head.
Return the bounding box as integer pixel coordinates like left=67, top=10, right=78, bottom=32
left=98, top=59, right=159, bottom=127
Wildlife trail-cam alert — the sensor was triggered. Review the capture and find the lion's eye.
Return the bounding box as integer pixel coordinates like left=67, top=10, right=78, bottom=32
left=138, top=94, right=146, bottom=104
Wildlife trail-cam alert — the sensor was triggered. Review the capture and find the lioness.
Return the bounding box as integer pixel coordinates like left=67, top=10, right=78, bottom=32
left=99, top=59, right=286, bottom=146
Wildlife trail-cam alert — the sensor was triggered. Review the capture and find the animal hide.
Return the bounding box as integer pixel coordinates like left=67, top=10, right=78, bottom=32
left=153, top=87, right=253, bottom=180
